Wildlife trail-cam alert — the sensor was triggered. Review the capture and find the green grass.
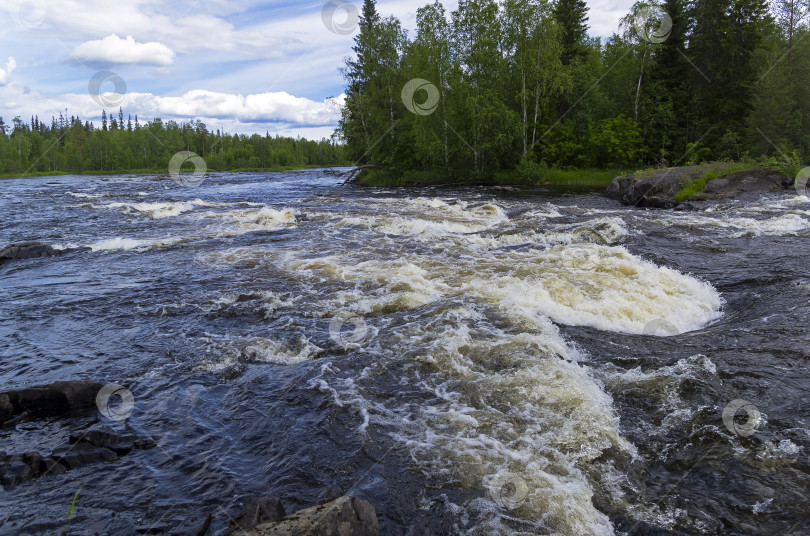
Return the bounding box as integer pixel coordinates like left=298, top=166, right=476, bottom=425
left=674, top=161, right=760, bottom=202
left=675, top=177, right=708, bottom=202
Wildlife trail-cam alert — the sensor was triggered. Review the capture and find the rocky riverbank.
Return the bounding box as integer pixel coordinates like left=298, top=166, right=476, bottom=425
left=605, top=165, right=794, bottom=208
left=1, top=380, right=381, bottom=535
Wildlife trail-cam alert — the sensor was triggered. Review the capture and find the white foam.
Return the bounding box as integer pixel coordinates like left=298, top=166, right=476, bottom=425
left=242, top=336, right=322, bottom=365
left=198, top=206, right=296, bottom=234
left=89, top=237, right=179, bottom=251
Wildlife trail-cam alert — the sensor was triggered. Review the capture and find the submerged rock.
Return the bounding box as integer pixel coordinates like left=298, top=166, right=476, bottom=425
left=0, top=242, right=60, bottom=265
left=229, top=495, right=379, bottom=536
left=0, top=380, right=104, bottom=424
left=605, top=166, right=792, bottom=208
left=0, top=382, right=155, bottom=488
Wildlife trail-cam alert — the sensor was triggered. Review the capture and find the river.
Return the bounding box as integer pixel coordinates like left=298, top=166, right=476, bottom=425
left=1, top=170, right=808, bottom=535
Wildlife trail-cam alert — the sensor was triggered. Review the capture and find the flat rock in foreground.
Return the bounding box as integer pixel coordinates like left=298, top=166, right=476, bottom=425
left=231, top=496, right=379, bottom=536
left=605, top=166, right=792, bottom=208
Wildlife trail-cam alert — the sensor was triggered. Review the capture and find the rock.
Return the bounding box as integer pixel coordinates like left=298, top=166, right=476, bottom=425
left=701, top=168, right=791, bottom=198
left=51, top=443, right=118, bottom=469
left=227, top=498, right=286, bottom=533
left=0, top=394, right=13, bottom=423
left=0, top=380, right=104, bottom=424
left=234, top=496, right=379, bottom=536
left=0, top=242, right=60, bottom=266
left=170, top=513, right=213, bottom=536
left=69, top=424, right=156, bottom=455
left=605, top=166, right=706, bottom=208
left=0, top=457, right=33, bottom=487
left=605, top=166, right=793, bottom=208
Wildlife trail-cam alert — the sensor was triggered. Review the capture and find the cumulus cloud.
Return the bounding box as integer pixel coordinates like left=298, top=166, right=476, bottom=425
left=0, top=57, right=16, bottom=85
left=70, top=34, right=175, bottom=66
left=125, top=89, right=344, bottom=126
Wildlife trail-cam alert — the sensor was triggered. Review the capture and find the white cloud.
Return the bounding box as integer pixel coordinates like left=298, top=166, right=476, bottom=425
left=70, top=34, right=175, bottom=66
left=0, top=83, right=343, bottom=130
left=128, top=89, right=344, bottom=126
left=0, top=57, right=16, bottom=85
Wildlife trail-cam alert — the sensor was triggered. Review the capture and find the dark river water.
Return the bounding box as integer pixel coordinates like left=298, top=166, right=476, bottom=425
left=1, top=170, right=808, bottom=535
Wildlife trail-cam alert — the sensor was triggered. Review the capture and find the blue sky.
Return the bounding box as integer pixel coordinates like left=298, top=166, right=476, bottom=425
left=0, top=0, right=633, bottom=139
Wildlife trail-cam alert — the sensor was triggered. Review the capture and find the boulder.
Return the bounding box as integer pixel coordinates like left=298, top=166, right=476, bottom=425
left=227, top=498, right=286, bottom=533
left=604, top=166, right=706, bottom=208
left=233, top=496, right=379, bottom=536
left=170, top=513, right=213, bottom=536
left=604, top=166, right=792, bottom=208
left=701, top=168, right=792, bottom=197
left=0, top=380, right=104, bottom=424
left=0, top=242, right=60, bottom=266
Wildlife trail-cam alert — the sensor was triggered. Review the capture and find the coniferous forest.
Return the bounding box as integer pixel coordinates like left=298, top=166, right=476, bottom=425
left=340, top=0, right=810, bottom=182
left=0, top=111, right=348, bottom=175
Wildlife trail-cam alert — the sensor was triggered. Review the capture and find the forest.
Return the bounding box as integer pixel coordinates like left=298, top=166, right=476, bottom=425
left=339, top=0, right=809, bottom=182
left=0, top=111, right=348, bottom=175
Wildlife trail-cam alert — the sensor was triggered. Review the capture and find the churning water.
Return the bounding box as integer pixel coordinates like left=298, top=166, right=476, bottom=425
left=1, top=170, right=808, bottom=534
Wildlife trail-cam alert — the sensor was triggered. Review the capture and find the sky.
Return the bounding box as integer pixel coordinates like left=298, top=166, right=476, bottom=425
left=0, top=0, right=633, bottom=139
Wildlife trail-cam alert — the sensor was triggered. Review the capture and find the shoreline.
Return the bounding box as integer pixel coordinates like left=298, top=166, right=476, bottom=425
left=0, top=164, right=353, bottom=180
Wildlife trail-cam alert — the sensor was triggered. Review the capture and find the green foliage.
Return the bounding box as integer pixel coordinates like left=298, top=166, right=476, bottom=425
left=675, top=177, right=707, bottom=201
left=335, top=0, right=799, bottom=185
left=759, top=150, right=803, bottom=177
left=0, top=114, right=347, bottom=175
left=587, top=115, right=644, bottom=167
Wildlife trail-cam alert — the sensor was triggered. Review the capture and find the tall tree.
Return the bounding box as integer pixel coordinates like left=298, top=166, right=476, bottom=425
left=554, top=0, right=590, bottom=65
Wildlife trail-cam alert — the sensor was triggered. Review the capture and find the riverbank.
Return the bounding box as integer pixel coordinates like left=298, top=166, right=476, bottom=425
left=0, top=164, right=350, bottom=180
left=356, top=166, right=624, bottom=187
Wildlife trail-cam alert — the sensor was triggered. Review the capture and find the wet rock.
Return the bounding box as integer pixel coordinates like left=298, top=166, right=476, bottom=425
left=0, top=456, right=33, bottom=487
left=170, top=513, right=213, bottom=536
left=701, top=168, right=792, bottom=198
left=0, top=241, right=60, bottom=266
left=0, top=394, right=13, bottom=423
left=227, top=498, right=286, bottom=533
left=51, top=443, right=119, bottom=469
left=69, top=424, right=157, bottom=454
left=233, top=496, right=379, bottom=536
left=0, top=380, right=104, bottom=424
left=604, top=166, right=792, bottom=208
left=605, top=166, right=706, bottom=208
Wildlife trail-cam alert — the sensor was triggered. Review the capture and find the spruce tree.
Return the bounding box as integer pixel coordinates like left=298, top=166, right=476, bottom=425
left=554, top=0, right=589, bottom=65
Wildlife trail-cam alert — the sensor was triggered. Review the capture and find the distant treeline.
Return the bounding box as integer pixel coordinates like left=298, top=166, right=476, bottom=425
left=340, top=0, right=809, bottom=179
left=0, top=111, right=348, bottom=175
